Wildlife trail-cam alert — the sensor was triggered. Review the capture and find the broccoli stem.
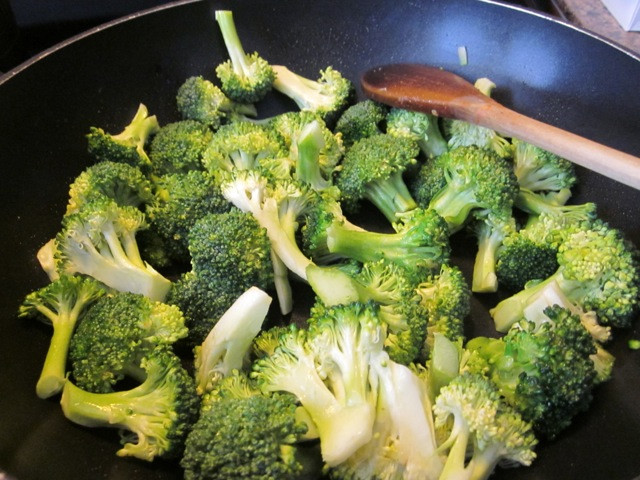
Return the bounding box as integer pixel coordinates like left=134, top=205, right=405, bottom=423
left=271, top=250, right=293, bottom=315
left=35, top=307, right=75, bottom=398
left=296, top=120, right=330, bottom=190
left=472, top=228, right=503, bottom=293
left=365, top=172, right=417, bottom=223
left=272, top=65, right=332, bottom=111
left=215, top=11, right=250, bottom=77
left=429, top=186, right=477, bottom=231
left=515, top=188, right=572, bottom=215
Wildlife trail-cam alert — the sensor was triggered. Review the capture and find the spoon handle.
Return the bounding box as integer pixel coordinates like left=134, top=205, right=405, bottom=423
left=475, top=101, right=640, bottom=190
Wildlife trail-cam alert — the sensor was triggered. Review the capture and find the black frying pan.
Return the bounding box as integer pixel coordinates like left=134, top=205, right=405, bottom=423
left=1, top=1, right=639, bottom=479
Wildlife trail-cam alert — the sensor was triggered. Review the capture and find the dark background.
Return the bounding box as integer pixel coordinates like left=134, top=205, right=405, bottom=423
left=1, top=0, right=561, bottom=73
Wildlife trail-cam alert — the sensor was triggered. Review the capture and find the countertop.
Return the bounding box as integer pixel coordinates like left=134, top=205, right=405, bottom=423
left=555, top=0, right=640, bottom=55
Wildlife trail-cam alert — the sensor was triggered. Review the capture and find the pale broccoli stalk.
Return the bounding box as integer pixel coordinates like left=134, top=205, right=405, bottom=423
left=18, top=275, right=106, bottom=398
left=194, top=287, right=272, bottom=395
left=295, top=119, right=332, bottom=191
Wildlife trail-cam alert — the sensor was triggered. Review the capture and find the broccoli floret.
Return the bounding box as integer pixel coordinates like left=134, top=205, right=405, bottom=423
left=292, top=119, right=335, bottom=191
left=86, top=103, right=160, bottom=168
left=182, top=372, right=321, bottom=480
left=433, top=372, right=537, bottom=479
left=416, top=264, right=471, bottom=361
left=69, top=291, right=188, bottom=393
left=66, top=161, right=154, bottom=214
left=18, top=275, right=106, bottom=398
left=252, top=302, right=385, bottom=466
left=491, top=219, right=640, bottom=331
left=470, top=211, right=517, bottom=293
left=330, top=357, right=444, bottom=480
left=142, top=170, right=232, bottom=266
left=334, top=99, right=387, bottom=147
left=54, top=197, right=171, bottom=301
left=321, top=207, right=451, bottom=281
left=411, top=145, right=518, bottom=232
left=148, top=119, right=213, bottom=177
left=467, top=305, right=599, bottom=438
left=386, top=107, right=448, bottom=159
left=201, top=120, right=283, bottom=176
left=442, top=78, right=512, bottom=158
left=194, top=287, right=272, bottom=395
left=214, top=10, right=275, bottom=103
left=176, top=75, right=257, bottom=128
left=60, top=346, right=199, bottom=461
left=267, top=110, right=344, bottom=179
left=272, top=65, right=353, bottom=124
left=336, top=133, right=419, bottom=222
left=221, top=171, right=317, bottom=281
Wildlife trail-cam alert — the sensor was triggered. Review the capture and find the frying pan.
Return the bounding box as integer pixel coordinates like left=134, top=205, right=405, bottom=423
left=1, top=0, right=639, bottom=479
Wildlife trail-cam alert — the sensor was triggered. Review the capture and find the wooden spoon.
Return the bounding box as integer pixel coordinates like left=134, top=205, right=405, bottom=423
left=361, top=63, right=640, bottom=190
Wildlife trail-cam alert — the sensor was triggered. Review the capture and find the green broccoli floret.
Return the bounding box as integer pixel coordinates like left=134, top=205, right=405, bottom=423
left=416, top=263, right=471, bottom=361
left=142, top=170, right=232, bottom=266
left=272, top=65, right=353, bottom=124
left=148, top=119, right=213, bottom=177
left=336, top=133, right=419, bottom=222
left=18, top=275, right=106, bottom=398
left=60, top=346, right=199, bottom=461
left=334, top=99, right=387, bottom=147
left=201, top=120, right=283, bottom=175
left=194, top=286, right=272, bottom=395
left=433, top=372, right=537, bottom=480
left=411, top=145, right=519, bottom=232
left=176, top=75, right=257, bottom=128
left=66, top=161, right=154, bottom=214
left=491, top=219, right=640, bottom=332
left=69, top=291, right=188, bottom=393
left=214, top=10, right=275, bottom=103
left=291, top=119, right=335, bottom=191
left=470, top=211, right=517, bottom=293
left=330, top=357, right=444, bottom=480
left=86, top=103, right=160, bottom=168
left=252, top=302, right=385, bottom=467
left=467, top=305, right=599, bottom=438
left=182, top=372, right=321, bottom=480
left=54, top=197, right=171, bottom=301
left=442, top=78, right=512, bottom=158
left=386, top=107, right=448, bottom=159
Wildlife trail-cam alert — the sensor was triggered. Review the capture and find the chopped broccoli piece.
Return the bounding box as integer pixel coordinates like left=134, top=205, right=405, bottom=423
left=386, top=107, right=448, bottom=158
left=148, top=119, right=213, bottom=177
left=60, top=347, right=199, bottom=461
left=54, top=197, right=171, bottom=301
left=334, top=99, right=387, bottom=147
left=214, top=10, right=275, bottom=103
left=176, top=75, right=257, bottom=128
left=86, top=103, right=160, bottom=168
left=18, top=275, right=107, bottom=398
left=69, top=291, right=188, bottom=392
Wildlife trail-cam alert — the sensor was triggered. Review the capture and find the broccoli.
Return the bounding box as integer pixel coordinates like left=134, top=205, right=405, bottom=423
left=86, top=103, right=160, bottom=168
left=292, top=119, right=334, bottom=191
left=142, top=170, right=232, bottom=266
left=60, top=346, right=199, bottom=461
left=442, top=78, right=512, bottom=158
left=176, top=75, right=257, bottom=128
left=201, top=120, right=283, bottom=176
left=410, top=145, right=518, bottom=232
left=386, top=107, right=448, bottom=159
left=416, top=263, right=471, bottom=361
left=491, top=219, right=640, bottom=332
left=336, top=133, right=419, bottom=222
left=221, top=170, right=317, bottom=281
left=194, top=287, right=272, bottom=395
left=433, top=372, right=537, bottom=480
left=467, top=306, right=599, bottom=439
left=54, top=197, right=171, bottom=301
left=334, top=99, right=387, bottom=147
left=148, top=119, right=213, bottom=177
left=252, top=302, right=386, bottom=466
left=18, top=275, right=106, bottom=398
left=69, top=291, right=188, bottom=393
left=470, top=211, right=517, bottom=293
left=181, top=372, right=322, bottom=480
left=271, top=65, right=353, bottom=124
left=214, top=10, right=275, bottom=103
left=66, top=161, right=154, bottom=214
left=266, top=110, right=344, bottom=180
